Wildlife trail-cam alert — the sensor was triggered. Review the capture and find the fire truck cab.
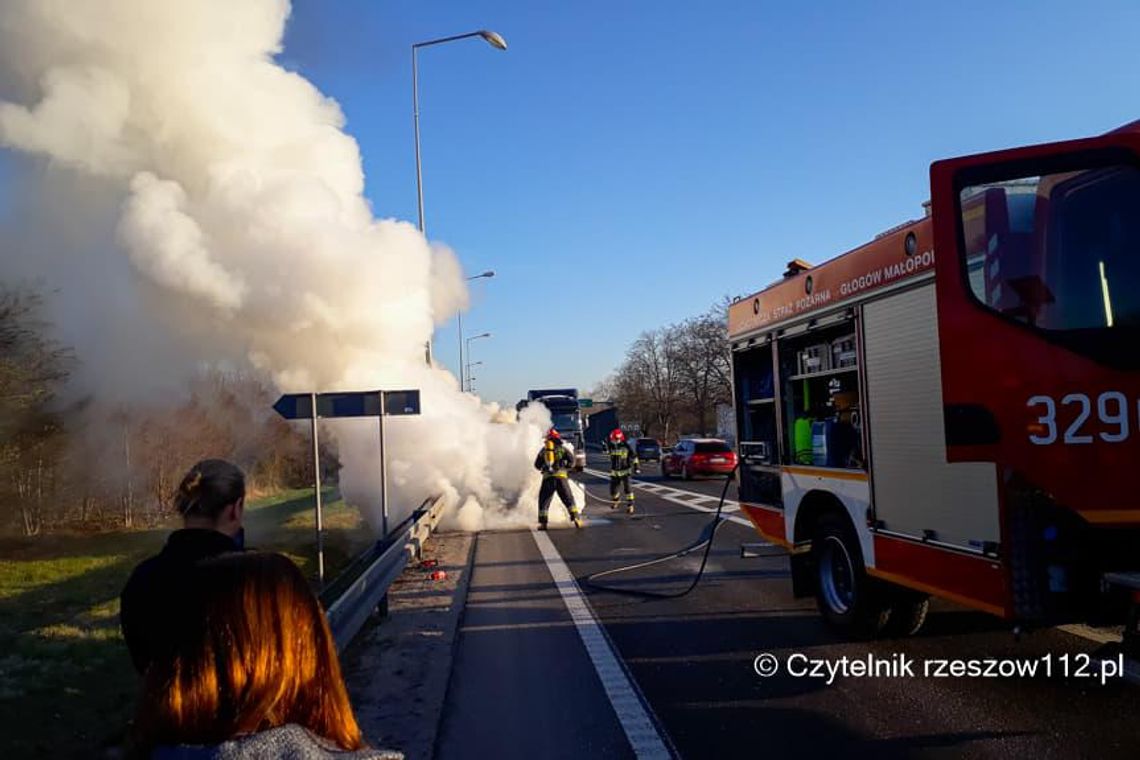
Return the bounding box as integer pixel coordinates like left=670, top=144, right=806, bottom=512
left=728, top=122, right=1140, bottom=644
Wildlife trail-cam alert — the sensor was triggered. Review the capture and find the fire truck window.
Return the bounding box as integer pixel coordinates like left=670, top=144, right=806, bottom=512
left=960, top=165, right=1140, bottom=333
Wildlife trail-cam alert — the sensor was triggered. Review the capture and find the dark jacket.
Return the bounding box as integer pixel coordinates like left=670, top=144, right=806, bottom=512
left=150, top=724, right=402, bottom=759
left=120, top=528, right=241, bottom=674
left=603, top=440, right=639, bottom=476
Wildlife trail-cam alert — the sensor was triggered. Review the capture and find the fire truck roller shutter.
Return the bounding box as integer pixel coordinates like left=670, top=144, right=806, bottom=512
left=861, top=283, right=1000, bottom=551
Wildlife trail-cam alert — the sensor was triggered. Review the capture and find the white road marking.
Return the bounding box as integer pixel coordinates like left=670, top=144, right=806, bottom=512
left=585, top=467, right=752, bottom=528
left=1056, top=625, right=1140, bottom=685
left=531, top=528, right=674, bottom=759
left=1058, top=623, right=1122, bottom=645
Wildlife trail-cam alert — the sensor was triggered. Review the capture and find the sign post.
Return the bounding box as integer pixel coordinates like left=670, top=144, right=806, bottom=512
left=378, top=409, right=388, bottom=538
left=274, top=389, right=421, bottom=585
left=310, top=392, right=324, bottom=584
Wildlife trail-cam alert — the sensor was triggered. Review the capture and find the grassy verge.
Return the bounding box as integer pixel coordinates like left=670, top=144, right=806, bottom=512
left=0, top=488, right=376, bottom=759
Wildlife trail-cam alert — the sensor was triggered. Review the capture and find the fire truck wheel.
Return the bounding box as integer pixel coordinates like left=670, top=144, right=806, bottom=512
left=885, top=591, right=930, bottom=637
left=812, top=512, right=890, bottom=638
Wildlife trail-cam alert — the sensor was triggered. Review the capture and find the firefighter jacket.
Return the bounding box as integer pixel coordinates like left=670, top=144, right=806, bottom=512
left=534, top=443, right=575, bottom=479
left=604, top=440, right=639, bottom=478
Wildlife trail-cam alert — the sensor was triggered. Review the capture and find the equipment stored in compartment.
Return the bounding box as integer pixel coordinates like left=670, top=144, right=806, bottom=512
left=797, top=343, right=831, bottom=375
left=793, top=416, right=814, bottom=464
left=831, top=335, right=857, bottom=369
left=811, top=419, right=835, bottom=466
left=741, top=440, right=774, bottom=465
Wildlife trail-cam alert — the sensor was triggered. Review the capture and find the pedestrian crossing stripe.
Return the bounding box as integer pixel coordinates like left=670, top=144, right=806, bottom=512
left=583, top=468, right=751, bottom=528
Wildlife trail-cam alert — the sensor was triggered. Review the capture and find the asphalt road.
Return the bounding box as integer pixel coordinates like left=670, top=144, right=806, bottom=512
left=435, top=453, right=1139, bottom=759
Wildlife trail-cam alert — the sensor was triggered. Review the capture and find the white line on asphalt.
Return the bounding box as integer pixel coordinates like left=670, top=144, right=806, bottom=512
left=531, top=528, right=674, bottom=759
left=1056, top=625, right=1140, bottom=685
left=1058, top=624, right=1122, bottom=645
left=585, top=468, right=752, bottom=528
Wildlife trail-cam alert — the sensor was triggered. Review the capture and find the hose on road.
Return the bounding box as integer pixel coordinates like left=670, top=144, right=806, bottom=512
left=578, top=464, right=739, bottom=600
left=578, top=482, right=632, bottom=507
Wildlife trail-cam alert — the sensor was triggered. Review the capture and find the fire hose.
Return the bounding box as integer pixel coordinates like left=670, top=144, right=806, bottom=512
left=578, top=464, right=739, bottom=600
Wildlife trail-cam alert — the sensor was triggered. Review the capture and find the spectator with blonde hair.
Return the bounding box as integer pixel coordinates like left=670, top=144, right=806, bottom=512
left=132, top=551, right=399, bottom=758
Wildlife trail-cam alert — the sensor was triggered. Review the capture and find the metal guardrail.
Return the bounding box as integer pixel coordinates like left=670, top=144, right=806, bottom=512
left=322, top=494, right=446, bottom=651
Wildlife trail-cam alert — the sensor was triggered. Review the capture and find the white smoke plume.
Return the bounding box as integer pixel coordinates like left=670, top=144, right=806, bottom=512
left=0, top=0, right=559, bottom=530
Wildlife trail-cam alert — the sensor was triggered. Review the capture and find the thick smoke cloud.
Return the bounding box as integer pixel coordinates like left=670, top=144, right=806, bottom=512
left=0, top=0, right=554, bottom=529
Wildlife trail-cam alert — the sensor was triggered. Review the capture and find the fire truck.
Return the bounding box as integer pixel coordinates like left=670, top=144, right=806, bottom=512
left=728, top=122, right=1140, bottom=647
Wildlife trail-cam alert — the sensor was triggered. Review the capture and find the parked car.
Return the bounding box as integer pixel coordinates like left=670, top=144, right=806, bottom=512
left=633, top=437, right=662, bottom=462
left=661, top=438, right=737, bottom=479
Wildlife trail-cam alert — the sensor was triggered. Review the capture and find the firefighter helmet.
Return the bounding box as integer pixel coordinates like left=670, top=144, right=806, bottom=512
left=546, top=427, right=561, bottom=441
left=609, top=428, right=625, bottom=443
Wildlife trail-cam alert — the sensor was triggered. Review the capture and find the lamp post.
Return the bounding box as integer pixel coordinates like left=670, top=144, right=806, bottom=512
left=412, top=30, right=507, bottom=365
left=465, top=360, right=483, bottom=392
left=458, top=270, right=494, bottom=391
left=465, top=332, right=492, bottom=392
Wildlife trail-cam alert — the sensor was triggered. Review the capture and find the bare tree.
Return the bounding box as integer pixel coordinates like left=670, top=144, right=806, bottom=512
left=601, top=299, right=733, bottom=442
left=614, top=329, right=683, bottom=440
left=0, top=286, right=74, bottom=535
left=673, top=301, right=732, bottom=435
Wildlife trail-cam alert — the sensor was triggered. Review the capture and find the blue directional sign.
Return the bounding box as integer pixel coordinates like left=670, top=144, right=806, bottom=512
left=273, top=390, right=421, bottom=420
left=272, top=394, right=314, bottom=420
left=384, top=390, right=421, bottom=416
left=317, top=393, right=382, bottom=418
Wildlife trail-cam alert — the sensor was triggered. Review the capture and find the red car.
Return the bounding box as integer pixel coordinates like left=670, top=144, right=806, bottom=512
left=661, top=438, right=737, bottom=479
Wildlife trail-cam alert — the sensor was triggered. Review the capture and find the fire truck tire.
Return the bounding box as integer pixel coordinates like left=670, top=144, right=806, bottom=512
left=885, top=591, right=930, bottom=637
left=812, top=512, right=891, bottom=638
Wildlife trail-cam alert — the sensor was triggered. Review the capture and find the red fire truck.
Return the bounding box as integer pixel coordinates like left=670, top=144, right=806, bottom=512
left=728, top=122, right=1140, bottom=646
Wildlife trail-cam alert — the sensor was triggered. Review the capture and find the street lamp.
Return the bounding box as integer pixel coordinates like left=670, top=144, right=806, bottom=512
left=464, top=332, right=492, bottom=392
left=412, top=30, right=507, bottom=364
left=465, top=360, right=484, bottom=392
left=458, top=270, right=495, bottom=390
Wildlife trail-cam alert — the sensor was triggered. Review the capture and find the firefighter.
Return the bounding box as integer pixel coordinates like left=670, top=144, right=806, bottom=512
left=534, top=428, right=582, bottom=530
left=605, top=428, right=639, bottom=514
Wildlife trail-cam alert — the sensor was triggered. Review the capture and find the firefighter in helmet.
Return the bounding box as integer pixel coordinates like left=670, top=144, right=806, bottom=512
left=605, top=428, right=639, bottom=514
left=534, top=428, right=582, bottom=530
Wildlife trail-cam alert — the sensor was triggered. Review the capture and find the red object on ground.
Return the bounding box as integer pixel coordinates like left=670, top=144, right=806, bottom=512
left=430, top=570, right=447, bottom=581
left=420, top=559, right=439, bottom=569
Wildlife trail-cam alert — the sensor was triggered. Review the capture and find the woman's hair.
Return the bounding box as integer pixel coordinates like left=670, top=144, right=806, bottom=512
left=131, top=552, right=364, bottom=752
left=174, top=459, right=245, bottom=520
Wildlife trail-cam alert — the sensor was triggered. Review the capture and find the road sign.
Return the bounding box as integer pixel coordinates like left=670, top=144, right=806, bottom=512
left=273, top=390, right=421, bottom=420
left=271, top=388, right=422, bottom=583
left=272, top=394, right=314, bottom=420
left=578, top=398, right=593, bottom=408
left=384, top=390, right=422, bottom=416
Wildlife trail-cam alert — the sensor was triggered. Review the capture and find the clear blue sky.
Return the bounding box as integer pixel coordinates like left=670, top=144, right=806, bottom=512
left=7, top=2, right=1140, bottom=408
left=277, top=0, right=1140, bottom=406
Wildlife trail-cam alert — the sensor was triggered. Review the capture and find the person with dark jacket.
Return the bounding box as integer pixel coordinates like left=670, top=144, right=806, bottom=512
left=119, top=459, right=247, bottom=675
left=604, top=428, right=639, bottom=514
